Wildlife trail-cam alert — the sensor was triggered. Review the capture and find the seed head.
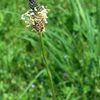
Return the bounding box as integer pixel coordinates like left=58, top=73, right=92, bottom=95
left=21, top=5, right=48, bottom=32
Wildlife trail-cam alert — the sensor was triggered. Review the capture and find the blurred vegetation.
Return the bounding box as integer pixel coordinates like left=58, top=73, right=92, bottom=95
left=0, top=0, right=100, bottom=100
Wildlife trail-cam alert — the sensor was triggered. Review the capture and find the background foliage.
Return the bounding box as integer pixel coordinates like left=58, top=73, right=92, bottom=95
left=0, top=0, right=100, bottom=100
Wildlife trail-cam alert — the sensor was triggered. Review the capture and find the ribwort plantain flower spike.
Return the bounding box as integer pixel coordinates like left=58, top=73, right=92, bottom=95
left=21, top=0, right=48, bottom=32
left=21, top=1, right=55, bottom=100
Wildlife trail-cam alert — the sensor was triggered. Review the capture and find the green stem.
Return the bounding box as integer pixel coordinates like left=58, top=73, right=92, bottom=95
left=40, top=33, right=56, bottom=100
left=96, top=0, right=100, bottom=55
left=96, top=0, right=100, bottom=29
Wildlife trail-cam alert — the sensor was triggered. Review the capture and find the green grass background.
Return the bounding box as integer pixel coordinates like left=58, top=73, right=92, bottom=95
left=0, top=0, right=100, bottom=100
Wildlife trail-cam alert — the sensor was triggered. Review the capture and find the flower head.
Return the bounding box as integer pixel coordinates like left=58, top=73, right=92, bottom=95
left=32, top=84, right=35, bottom=88
left=21, top=5, right=48, bottom=32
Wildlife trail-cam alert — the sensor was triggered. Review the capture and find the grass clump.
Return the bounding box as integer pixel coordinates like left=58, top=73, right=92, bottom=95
left=0, top=0, right=100, bottom=100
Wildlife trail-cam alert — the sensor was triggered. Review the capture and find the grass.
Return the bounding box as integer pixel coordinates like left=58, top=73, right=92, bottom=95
left=0, top=0, right=100, bottom=100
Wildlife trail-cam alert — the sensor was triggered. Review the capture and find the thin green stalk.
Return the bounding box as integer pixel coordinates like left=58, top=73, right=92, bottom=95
left=96, top=0, right=100, bottom=29
left=96, top=0, right=100, bottom=55
left=40, top=33, right=56, bottom=100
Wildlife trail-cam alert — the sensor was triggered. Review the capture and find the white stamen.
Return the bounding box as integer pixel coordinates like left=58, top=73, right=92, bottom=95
left=34, top=7, right=37, bottom=11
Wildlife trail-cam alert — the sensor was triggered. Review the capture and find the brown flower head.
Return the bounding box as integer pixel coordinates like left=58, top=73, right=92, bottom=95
left=21, top=5, right=48, bottom=32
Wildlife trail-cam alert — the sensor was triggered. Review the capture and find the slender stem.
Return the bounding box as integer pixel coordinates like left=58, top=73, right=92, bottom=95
left=96, top=0, right=100, bottom=54
left=96, top=0, right=100, bottom=29
left=40, top=33, right=56, bottom=100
